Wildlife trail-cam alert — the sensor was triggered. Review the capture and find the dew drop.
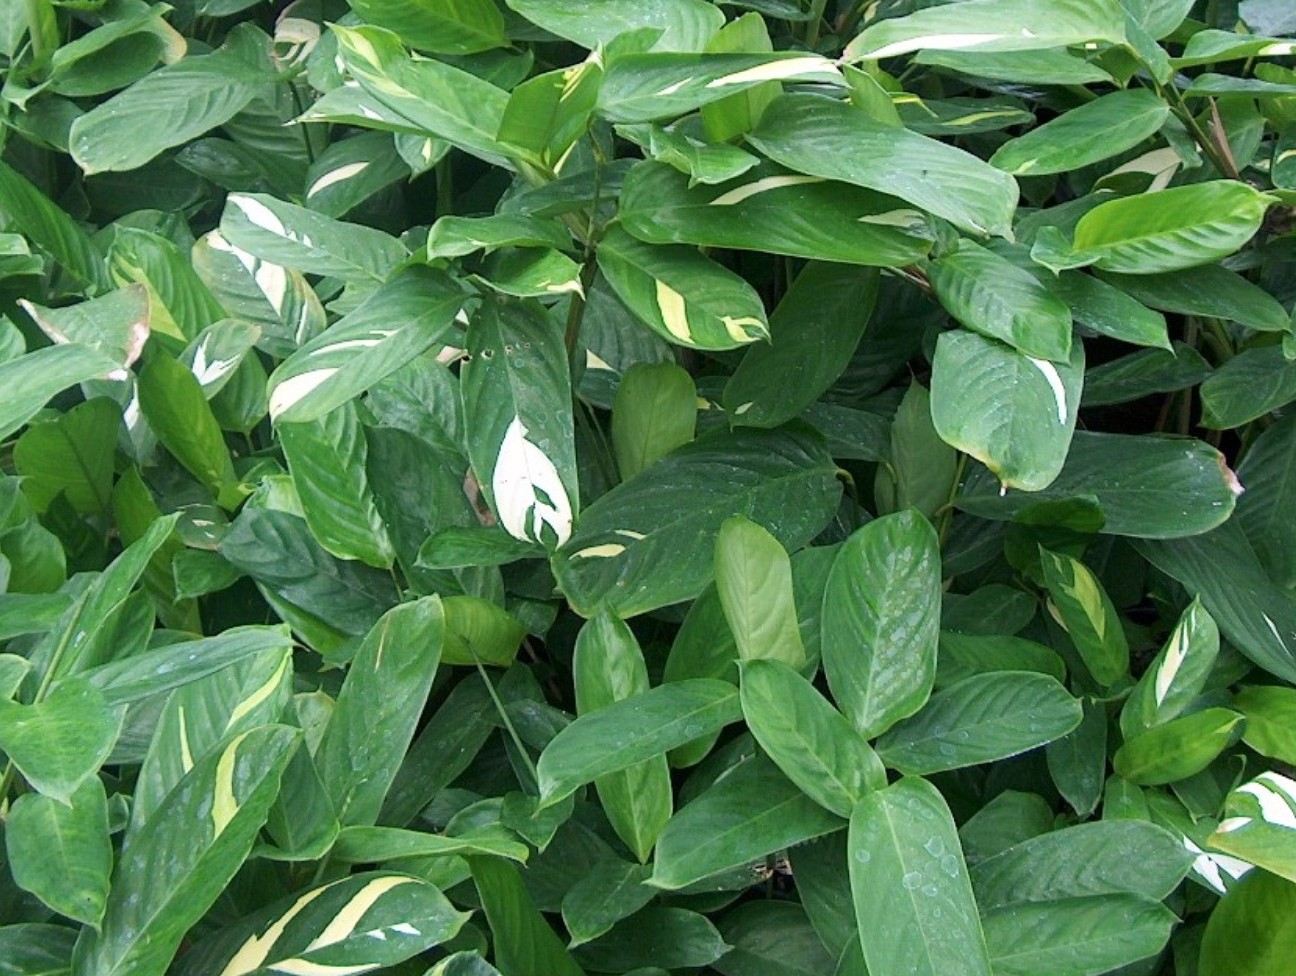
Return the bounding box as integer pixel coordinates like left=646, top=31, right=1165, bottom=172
left=902, top=871, right=923, bottom=890
left=924, top=837, right=945, bottom=858
left=854, top=849, right=871, bottom=864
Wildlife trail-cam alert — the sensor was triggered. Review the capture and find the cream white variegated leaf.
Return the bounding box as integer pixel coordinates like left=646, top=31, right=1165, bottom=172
left=492, top=416, right=574, bottom=547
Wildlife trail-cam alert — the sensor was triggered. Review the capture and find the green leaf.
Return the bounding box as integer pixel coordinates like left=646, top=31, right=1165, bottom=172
left=505, top=0, right=724, bottom=51
left=716, top=517, right=804, bottom=670
left=316, top=597, right=444, bottom=826
left=1201, top=345, right=1296, bottom=429
left=1112, top=707, right=1244, bottom=785
left=71, top=725, right=299, bottom=976
left=442, top=595, right=526, bottom=667
left=740, top=659, right=883, bottom=817
left=18, top=285, right=150, bottom=371
left=219, top=192, right=408, bottom=283
left=268, top=267, right=464, bottom=423
left=1236, top=413, right=1296, bottom=589
left=460, top=299, right=578, bottom=548
left=959, top=431, right=1240, bottom=538
left=1081, top=342, right=1209, bottom=407
left=876, top=672, right=1082, bottom=775
left=1046, top=698, right=1108, bottom=817
left=14, top=399, right=119, bottom=516
left=1206, top=771, right=1296, bottom=884
left=611, top=362, right=697, bottom=480
left=723, top=264, right=879, bottom=428
left=1121, top=598, right=1219, bottom=737
left=928, top=240, right=1072, bottom=361
left=981, top=895, right=1176, bottom=976
left=575, top=907, right=728, bottom=971
left=6, top=776, right=111, bottom=925
left=347, top=0, right=506, bottom=54
left=597, top=226, right=768, bottom=350
left=931, top=331, right=1084, bottom=492
left=1046, top=271, right=1170, bottom=350
left=1039, top=549, right=1129, bottom=686
left=69, top=27, right=273, bottom=175
left=970, top=820, right=1194, bottom=908
left=716, top=901, right=838, bottom=976
left=845, top=0, right=1128, bottom=60
left=990, top=90, right=1169, bottom=176
left=651, top=752, right=842, bottom=890
left=0, top=677, right=122, bottom=804
left=137, top=354, right=238, bottom=501
left=0, top=924, right=76, bottom=976
left=747, top=94, right=1019, bottom=237
left=620, top=161, right=932, bottom=268
left=553, top=426, right=840, bottom=617
left=1065, top=181, right=1277, bottom=274
left=176, top=871, right=469, bottom=976
left=573, top=613, right=672, bottom=862
left=1235, top=685, right=1296, bottom=764
left=1099, top=264, right=1291, bottom=333
left=470, top=858, right=585, bottom=976
left=821, top=511, right=941, bottom=738
left=0, top=344, right=119, bottom=443
left=330, top=825, right=530, bottom=864
left=0, top=160, right=109, bottom=293
left=877, top=382, right=960, bottom=519
left=935, top=632, right=1065, bottom=687
left=1137, top=522, right=1296, bottom=683
left=562, top=859, right=656, bottom=947
left=1199, top=868, right=1296, bottom=976
left=537, top=679, right=742, bottom=807
left=848, top=778, right=992, bottom=976
left=280, top=403, right=395, bottom=569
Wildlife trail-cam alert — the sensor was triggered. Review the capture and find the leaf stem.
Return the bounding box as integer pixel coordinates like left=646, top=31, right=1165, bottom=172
left=473, top=658, right=540, bottom=790
left=936, top=453, right=968, bottom=548
left=805, top=0, right=830, bottom=50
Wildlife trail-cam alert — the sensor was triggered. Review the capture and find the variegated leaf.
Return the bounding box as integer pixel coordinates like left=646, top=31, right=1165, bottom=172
left=1209, top=771, right=1296, bottom=884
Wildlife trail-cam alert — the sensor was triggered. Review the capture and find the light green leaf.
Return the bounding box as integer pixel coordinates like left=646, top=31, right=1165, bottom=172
left=597, top=226, right=768, bottom=350
left=573, top=613, right=672, bottom=862
left=740, top=659, right=883, bottom=817
left=717, top=517, right=805, bottom=670
left=1121, top=598, right=1219, bottom=737
left=931, top=330, right=1084, bottom=492
left=849, top=778, right=992, bottom=976
left=0, top=677, right=123, bottom=804
left=138, top=354, right=238, bottom=502
left=347, top=0, right=506, bottom=54
left=1235, top=685, right=1296, bottom=765
left=821, top=512, right=942, bottom=739
left=14, top=398, right=120, bottom=516
left=18, top=285, right=149, bottom=372
left=611, top=361, right=697, bottom=480
left=1066, top=181, right=1277, bottom=274
left=1199, top=869, right=1296, bottom=976
left=537, top=679, right=742, bottom=807
left=6, top=776, right=112, bottom=925
left=1112, top=707, right=1244, bottom=785
left=747, top=94, right=1018, bottom=238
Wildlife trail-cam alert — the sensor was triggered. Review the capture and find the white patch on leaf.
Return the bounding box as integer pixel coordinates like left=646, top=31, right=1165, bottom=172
left=191, top=340, right=239, bottom=388
left=229, top=194, right=288, bottom=237
left=307, top=161, right=370, bottom=199
left=492, top=416, right=574, bottom=546
left=1238, top=777, right=1296, bottom=829
left=572, top=543, right=626, bottom=559
left=721, top=314, right=765, bottom=343
left=219, top=885, right=334, bottom=976
left=710, top=174, right=825, bottom=206
left=862, top=33, right=1007, bottom=61
left=1027, top=356, right=1069, bottom=424
left=655, top=280, right=692, bottom=343
left=269, top=368, right=339, bottom=420
left=1153, top=617, right=1189, bottom=706
left=305, top=876, right=417, bottom=952
left=212, top=732, right=252, bottom=839
left=706, top=56, right=842, bottom=88
left=655, top=77, right=694, bottom=97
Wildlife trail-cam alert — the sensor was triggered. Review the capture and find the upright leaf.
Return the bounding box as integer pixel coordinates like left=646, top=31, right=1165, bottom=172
left=611, top=362, right=696, bottom=480
left=1039, top=549, right=1129, bottom=687
left=821, top=512, right=941, bottom=739
left=849, top=778, right=993, bottom=976
left=716, top=517, right=805, bottom=670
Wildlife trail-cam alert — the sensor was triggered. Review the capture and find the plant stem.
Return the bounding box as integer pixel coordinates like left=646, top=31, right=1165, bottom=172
left=805, top=0, right=830, bottom=50
left=24, top=0, right=49, bottom=64
left=937, top=453, right=968, bottom=548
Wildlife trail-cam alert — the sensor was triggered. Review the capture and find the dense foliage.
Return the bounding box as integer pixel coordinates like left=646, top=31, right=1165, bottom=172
left=3, top=0, right=1296, bottom=973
